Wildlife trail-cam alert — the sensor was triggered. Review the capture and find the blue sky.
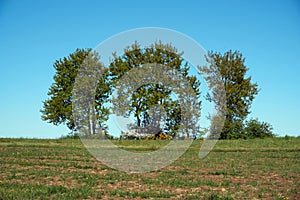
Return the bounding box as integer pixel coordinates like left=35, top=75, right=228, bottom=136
left=0, top=0, right=299, bottom=138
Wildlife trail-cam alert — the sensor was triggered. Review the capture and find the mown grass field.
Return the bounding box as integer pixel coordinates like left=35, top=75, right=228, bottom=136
left=0, top=137, right=299, bottom=199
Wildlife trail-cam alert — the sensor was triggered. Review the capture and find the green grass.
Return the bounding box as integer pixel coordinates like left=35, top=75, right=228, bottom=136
left=0, top=137, right=299, bottom=199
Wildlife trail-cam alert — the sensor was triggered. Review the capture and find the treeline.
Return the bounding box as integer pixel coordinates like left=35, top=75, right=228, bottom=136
left=41, top=42, right=274, bottom=139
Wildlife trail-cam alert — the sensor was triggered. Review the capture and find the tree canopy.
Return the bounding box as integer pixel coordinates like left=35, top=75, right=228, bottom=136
left=41, top=49, right=110, bottom=134
left=41, top=43, right=201, bottom=139
left=109, top=42, right=201, bottom=138
left=42, top=45, right=272, bottom=140
left=200, top=50, right=259, bottom=139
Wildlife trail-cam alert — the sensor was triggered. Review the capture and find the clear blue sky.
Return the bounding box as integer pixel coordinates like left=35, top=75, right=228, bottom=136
left=0, top=0, right=299, bottom=138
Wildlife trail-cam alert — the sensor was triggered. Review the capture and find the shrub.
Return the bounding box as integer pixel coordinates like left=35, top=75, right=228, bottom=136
left=244, top=118, right=274, bottom=138
left=60, top=132, right=80, bottom=139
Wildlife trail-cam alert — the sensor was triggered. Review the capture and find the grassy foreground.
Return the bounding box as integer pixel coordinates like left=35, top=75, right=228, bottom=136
left=0, top=137, right=299, bottom=199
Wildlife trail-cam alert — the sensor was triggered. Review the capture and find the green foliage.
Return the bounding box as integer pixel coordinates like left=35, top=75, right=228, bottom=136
left=41, top=49, right=90, bottom=130
left=42, top=46, right=270, bottom=141
left=244, top=118, right=274, bottom=138
left=109, top=41, right=201, bottom=138
left=72, top=51, right=111, bottom=135
left=41, top=49, right=110, bottom=133
left=60, top=132, right=80, bottom=139
left=201, top=50, right=259, bottom=139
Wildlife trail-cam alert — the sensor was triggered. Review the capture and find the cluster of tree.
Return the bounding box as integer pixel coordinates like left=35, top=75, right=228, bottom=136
left=41, top=42, right=274, bottom=139
left=41, top=42, right=201, bottom=139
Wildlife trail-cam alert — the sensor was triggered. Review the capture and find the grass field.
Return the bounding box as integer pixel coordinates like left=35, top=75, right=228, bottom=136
left=0, top=137, right=299, bottom=199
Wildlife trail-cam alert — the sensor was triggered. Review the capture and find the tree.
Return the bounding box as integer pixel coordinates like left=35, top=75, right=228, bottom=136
left=109, top=42, right=201, bottom=138
left=200, top=50, right=259, bottom=139
left=41, top=49, right=110, bottom=134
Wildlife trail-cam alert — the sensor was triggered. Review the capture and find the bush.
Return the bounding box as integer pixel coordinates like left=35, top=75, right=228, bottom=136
left=60, top=132, right=80, bottom=139
left=220, top=120, right=244, bottom=139
left=244, top=118, right=274, bottom=138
